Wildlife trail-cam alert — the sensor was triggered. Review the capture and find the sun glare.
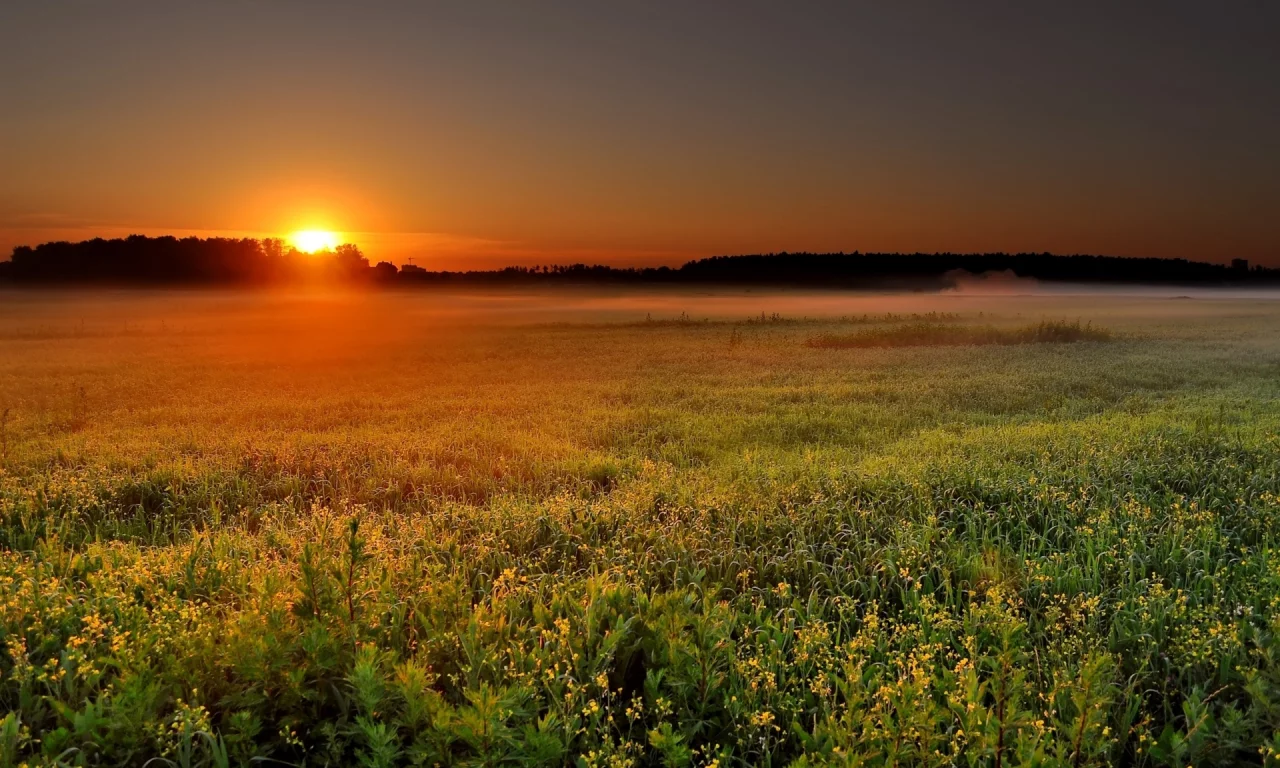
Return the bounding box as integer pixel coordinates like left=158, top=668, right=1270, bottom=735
left=290, top=230, right=340, bottom=253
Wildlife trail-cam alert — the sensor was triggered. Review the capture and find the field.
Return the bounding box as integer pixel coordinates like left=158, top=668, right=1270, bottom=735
left=1, top=288, right=1279, bottom=767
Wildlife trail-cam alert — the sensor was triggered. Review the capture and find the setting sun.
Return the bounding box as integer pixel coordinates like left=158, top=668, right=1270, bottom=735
left=7, top=5, right=1280, bottom=763
left=290, top=229, right=340, bottom=253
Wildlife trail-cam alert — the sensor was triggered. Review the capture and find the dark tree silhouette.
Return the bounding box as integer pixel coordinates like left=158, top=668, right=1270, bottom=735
left=0, top=237, right=1274, bottom=287
left=0, top=236, right=373, bottom=285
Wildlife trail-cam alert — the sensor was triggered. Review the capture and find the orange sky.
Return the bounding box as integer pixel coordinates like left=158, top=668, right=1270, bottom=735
left=2, top=3, right=1277, bottom=269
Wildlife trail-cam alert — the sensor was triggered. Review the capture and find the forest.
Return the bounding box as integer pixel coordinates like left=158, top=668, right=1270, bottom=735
left=1, top=235, right=1274, bottom=288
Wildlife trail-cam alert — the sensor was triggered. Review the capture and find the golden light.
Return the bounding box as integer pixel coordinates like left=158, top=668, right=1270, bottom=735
left=290, top=230, right=341, bottom=253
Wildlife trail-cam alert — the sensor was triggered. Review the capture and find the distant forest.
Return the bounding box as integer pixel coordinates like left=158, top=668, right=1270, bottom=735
left=1, top=235, right=1275, bottom=288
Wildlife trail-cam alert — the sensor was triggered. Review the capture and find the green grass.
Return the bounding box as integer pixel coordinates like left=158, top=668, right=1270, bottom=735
left=0, top=290, right=1278, bottom=767
left=805, top=320, right=1113, bottom=348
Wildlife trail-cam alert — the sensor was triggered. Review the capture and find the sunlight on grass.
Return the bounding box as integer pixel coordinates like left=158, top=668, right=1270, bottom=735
left=0, top=292, right=1277, bottom=765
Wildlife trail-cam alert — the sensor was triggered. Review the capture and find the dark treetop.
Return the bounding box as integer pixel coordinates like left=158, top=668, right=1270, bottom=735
left=1, top=235, right=1275, bottom=288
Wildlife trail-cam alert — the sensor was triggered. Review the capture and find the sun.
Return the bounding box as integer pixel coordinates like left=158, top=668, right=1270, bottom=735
left=290, top=229, right=341, bottom=253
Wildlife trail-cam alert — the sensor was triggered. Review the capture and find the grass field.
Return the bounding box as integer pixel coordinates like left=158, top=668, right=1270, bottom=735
left=1, top=288, right=1279, bottom=767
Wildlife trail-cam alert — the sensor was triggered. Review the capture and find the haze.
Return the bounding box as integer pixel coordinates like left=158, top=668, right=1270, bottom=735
left=2, top=1, right=1278, bottom=268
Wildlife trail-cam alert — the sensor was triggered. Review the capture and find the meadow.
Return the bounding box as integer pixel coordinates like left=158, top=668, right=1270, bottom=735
left=1, top=287, right=1279, bottom=767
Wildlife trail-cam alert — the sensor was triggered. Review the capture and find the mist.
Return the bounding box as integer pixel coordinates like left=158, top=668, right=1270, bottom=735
left=4, top=284, right=1278, bottom=349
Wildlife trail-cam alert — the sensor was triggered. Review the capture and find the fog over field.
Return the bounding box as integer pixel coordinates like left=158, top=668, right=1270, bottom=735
left=4, top=283, right=1278, bottom=331
left=3, top=288, right=1280, bottom=765
left=5, top=0, right=1279, bottom=762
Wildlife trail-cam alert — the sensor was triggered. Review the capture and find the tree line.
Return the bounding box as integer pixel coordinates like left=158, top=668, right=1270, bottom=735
left=0, top=236, right=371, bottom=285
left=0, top=235, right=1275, bottom=287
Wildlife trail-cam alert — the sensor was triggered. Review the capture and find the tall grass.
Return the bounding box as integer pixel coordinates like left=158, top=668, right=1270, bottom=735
left=806, top=319, right=1112, bottom=348
left=0, top=293, right=1276, bottom=767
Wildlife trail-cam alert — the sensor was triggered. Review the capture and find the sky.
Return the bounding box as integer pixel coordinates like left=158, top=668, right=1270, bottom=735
left=2, top=1, right=1278, bottom=269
